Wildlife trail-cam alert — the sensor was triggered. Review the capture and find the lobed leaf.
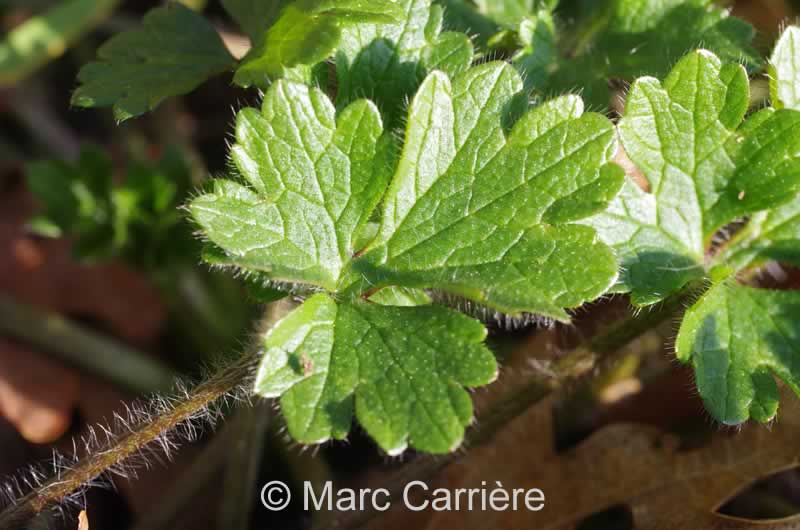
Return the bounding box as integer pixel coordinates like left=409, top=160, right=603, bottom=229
left=586, top=50, right=800, bottom=305
left=336, top=0, right=475, bottom=127
left=353, top=62, right=622, bottom=320
left=676, top=281, right=800, bottom=424
left=190, top=81, right=390, bottom=290
left=71, top=3, right=235, bottom=121
left=254, top=293, right=497, bottom=454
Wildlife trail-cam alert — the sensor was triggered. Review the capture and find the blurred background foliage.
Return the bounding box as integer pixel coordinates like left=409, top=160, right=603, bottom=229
left=1, top=1, right=800, bottom=529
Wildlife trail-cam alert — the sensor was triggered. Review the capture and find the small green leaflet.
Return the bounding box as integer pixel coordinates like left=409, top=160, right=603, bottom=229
left=512, top=9, right=557, bottom=91
left=255, top=294, right=496, bottom=454
left=336, top=0, right=475, bottom=127
left=712, top=26, right=800, bottom=271
left=715, top=176, right=800, bottom=272
left=353, top=62, right=623, bottom=320
left=190, top=81, right=390, bottom=290
left=676, top=282, right=800, bottom=425
left=770, top=25, right=800, bottom=111
left=72, top=3, right=235, bottom=121
left=586, top=50, right=800, bottom=305
left=234, top=0, right=405, bottom=88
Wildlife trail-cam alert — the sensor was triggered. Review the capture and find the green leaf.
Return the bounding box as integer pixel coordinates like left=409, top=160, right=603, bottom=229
left=475, top=0, right=536, bottom=26
left=435, top=0, right=500, bottom=47
left=512, top=10, right=557, bottom=91
left=189, top=81, right=390, bottom=290
left=585, top=50, right=800, bottom=305
left=299, top=0, right=405, bottom=22
left=234, top=5, right=340, bottom=87
left=712, top=29, right=800, bottom=273
left=221, top=0, right=287, bottom=42
left=544, top=0, right=759, bottom=108
left=721, top=204, right=800, bottom=272
left=28, top=145, right=198, bottom=270
left=234, top=0, right=405, bottom=88
left=368, top=286, right=432, bottom=306
left=336, top=0, right=475, bottom=127
left=71, top=3, right=235, bottom=121
left=254, top=293, right=496, bottom=454
left=676, top=281, right=800, bottom=425
left=26, top=146, right=116, bottom=259
left=770, top=25, right=800, bottom=111
left=352, top=63, right=622, bottom=320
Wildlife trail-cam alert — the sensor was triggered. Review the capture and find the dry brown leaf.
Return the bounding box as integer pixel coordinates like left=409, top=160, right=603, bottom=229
left=367, top=389, right=800, bottom=530
left=77, top=510, right=88, bottom=530
left=0, top=338, right=80, bottom=444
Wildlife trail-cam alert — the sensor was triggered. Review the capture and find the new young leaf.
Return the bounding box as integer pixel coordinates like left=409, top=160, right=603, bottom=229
left=586, top=50, right=800, bottom=305
left=71, top=3, right=235, bottom=121
left=353, top=62, right=623, bottom=320
left=255, top=293, right=496, bottom=454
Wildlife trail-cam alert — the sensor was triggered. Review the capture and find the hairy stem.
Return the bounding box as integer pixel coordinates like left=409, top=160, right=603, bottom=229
left=0, top=298, right=294, bottom=529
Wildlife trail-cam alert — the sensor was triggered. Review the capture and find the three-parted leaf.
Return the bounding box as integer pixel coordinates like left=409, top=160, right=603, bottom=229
left=71, top=3, right=235, bottom=121
left=586, top=50, right=800, bottom=305
left=676, top=282, right=800, bottom=424
left=255, top=294, right=496, bottom=454
left=336, top=0, right=474, bottom=127
left=190, top=81, right=389, bottom=290
left=353, top=62, right=623, bottom=320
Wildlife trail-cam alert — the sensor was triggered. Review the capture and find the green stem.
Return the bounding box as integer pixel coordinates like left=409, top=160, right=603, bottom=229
left=0, top=295, right=175, bottom=394
left=0, top=0, right=121, bottom=86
